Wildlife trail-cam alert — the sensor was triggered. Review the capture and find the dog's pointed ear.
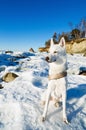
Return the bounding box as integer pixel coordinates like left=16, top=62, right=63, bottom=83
left=59, top=37, right=65, bottom=47
left=50, top=38, right=54, bottom=47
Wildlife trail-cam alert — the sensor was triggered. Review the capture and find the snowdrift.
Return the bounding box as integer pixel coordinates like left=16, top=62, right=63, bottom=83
left=0, top=51, right=86, bottom=130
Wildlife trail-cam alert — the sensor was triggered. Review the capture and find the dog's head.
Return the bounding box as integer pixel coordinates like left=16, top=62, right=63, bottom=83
left=46, top=37, right=66, bottom=63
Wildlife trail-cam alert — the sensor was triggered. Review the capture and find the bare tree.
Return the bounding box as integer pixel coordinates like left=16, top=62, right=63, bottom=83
left=77, top=18, right=86, bottom=38
left=82, top=18, right=86, bottom=37
left=71, top=28, right=80, bottom=39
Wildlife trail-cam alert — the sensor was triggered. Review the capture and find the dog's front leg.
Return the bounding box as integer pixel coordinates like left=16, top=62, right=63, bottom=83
left=42, top=89, right=51, bottom=122
left=62, top=92, right=69, bottom=124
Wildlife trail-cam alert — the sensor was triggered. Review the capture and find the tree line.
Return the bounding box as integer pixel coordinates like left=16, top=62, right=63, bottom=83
left=45, top=18, right=86, bottom=47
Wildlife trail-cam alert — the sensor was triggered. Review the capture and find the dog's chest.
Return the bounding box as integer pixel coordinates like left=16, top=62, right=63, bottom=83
left=50, top=78, right=67, bottom=98
left=49, top=63, right=66, bottom=75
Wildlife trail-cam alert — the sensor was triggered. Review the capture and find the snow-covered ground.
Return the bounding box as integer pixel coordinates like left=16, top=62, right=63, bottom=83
left=0, top=51, right=86, bottom=130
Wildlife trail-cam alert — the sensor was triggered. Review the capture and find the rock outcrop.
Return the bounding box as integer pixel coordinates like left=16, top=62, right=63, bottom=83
left=38, top=38, right=86, bottom=55
left=66, top=38, right=86, bottom=54
left=2, top=72, right=18, bottom=82
left=38, top=47, right=49, bottom=52
left=29, top=48, right=35, bottom=53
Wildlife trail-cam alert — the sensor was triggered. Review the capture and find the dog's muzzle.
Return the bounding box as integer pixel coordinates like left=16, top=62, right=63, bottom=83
left=45, top=56, right=56, bottom=63
left=48, top=71, right=67, bottom=80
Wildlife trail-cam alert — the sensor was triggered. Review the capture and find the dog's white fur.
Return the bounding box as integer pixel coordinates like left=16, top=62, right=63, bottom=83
left=41, top=37, right=68, bottom=123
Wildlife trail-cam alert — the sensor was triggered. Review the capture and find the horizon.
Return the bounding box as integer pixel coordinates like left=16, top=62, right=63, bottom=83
left=0, top=0, right=86, bottom=51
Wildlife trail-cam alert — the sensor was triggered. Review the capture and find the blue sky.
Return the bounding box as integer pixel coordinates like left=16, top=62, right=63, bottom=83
left=0, top=0, right=86, bottom=51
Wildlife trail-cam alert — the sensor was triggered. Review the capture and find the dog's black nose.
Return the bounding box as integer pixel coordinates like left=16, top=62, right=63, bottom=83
left=45, top=56, right=49, bottom=62
left=0, top=84, right=4, bottom=89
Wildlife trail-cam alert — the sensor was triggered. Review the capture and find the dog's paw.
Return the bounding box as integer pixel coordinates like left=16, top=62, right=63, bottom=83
left=41, top=116, right=46, bottom=122
left=63, top=118, right=69, bottom=124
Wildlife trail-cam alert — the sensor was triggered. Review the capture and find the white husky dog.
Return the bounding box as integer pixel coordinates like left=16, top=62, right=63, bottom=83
left=41, top=37, right=68, bottom=124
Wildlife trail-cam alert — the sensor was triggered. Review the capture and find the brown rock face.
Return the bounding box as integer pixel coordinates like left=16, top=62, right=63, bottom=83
left=3, top=72, right=18, bottom=82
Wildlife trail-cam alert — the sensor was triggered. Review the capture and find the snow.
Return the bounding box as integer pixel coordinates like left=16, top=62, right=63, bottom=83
left=0, top=51, right=86, bottom=130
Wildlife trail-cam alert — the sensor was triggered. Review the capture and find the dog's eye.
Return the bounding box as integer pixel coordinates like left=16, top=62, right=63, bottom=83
left=54, top=51, right=57, bottom=53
